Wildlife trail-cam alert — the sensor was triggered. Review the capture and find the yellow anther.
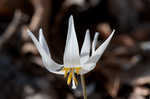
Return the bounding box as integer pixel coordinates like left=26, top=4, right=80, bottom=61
left=67, top=70, right=73, bottom=85
left=62, top=67, right=81, bottom=86
left=75, top=67, right=81, bottom=74
left=63, top=68, right=70, bottom=78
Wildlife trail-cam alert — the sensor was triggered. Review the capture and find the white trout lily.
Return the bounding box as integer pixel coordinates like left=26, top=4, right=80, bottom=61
left=27, top=15, right=115, bottom=89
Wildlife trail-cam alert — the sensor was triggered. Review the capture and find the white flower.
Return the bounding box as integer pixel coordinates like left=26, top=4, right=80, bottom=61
left=27, top=15, right=115, bottom=89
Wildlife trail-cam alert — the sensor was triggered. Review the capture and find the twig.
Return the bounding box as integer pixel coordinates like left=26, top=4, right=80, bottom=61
left=0, top=10, right=27, bottom=48
left=29, top=0, right=51, bottom=32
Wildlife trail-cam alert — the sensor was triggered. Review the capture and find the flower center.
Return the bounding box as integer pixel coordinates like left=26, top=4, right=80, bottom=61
left=62, top=67, right=81, bottom=86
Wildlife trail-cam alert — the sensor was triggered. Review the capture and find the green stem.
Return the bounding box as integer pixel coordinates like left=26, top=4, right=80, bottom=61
left=80, top=75, right=87, bottom=99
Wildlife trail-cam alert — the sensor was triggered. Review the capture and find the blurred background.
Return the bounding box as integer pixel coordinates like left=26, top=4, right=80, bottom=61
left=0, top=0, right=150, bottom=99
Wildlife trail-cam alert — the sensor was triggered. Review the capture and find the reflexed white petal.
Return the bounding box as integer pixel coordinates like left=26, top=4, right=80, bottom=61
left=79, top=63, right=96, bottom=74
left=80, top=29, right=91, bottom=64
left=63, top=15, right=80, bottom=66
left=27, top=29, right=44, bottom=56
left=27, top=29, right=63, bottom=74
left=87, top=30, right=115, bottom=64
left=92, top=32, right=99, bottom=55
left=41, top=55, right=64, bottom=75
left=50, top=70, right=64, bottom=75
left=81, top=30, right=115, bottom=73
left=39, top=28, right=50, bottom=56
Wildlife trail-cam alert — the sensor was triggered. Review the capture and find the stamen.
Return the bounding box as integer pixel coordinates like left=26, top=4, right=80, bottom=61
left=67, top=69, right=73, bottom=85
left=75, top=67, right=81, bottom=74
left=64, top=68, right=69, bottom=78
left=62, top=67, right=82, bottom=88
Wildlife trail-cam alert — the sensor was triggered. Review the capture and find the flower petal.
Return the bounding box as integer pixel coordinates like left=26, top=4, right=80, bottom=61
left=41, top=57, right=64, bottom=75
left=88, top=30, right=115, bottom=64
left=92, top=32, right=99, bottom=55
left=80, top=29, right=91, bottom=64
left=81, top=30, right=115, bottom=73
left=39, top=28, right=50, bottom=56
left=27, top=29, right=63, bottom=74
left=79, top=63, right=96, bottom=74
left=63, top=15, right=80, bottom=66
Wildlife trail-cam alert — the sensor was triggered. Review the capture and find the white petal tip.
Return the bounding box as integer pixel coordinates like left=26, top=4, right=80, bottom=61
left=69, top=15, right=74, bottom=25
left=86, top=29, right=90, bottom=33
left=27, top=29, right=31, bottom=33
left=108, top=29, right=115, bottom=39
left=95, top=32, right=99, bottom=37
left=39, top=29, right=43, bottom=38
left=112, top=29, right=115, bottom=32
left=39, top=28, right=43, bottom=33
left=85, top=29, right=90, bottom=38
left=27, top=29, right=33, bottom=36
left=111, top=29, right=115, bottom=35
left=69, top=15, right=73, bottom=20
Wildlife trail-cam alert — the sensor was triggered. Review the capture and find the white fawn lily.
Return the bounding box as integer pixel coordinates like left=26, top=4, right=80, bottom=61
left=27, top=15, right=115, bottom=89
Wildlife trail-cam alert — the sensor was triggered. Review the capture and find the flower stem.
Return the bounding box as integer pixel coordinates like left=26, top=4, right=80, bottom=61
left=80, top=75, right=87, bottom=99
